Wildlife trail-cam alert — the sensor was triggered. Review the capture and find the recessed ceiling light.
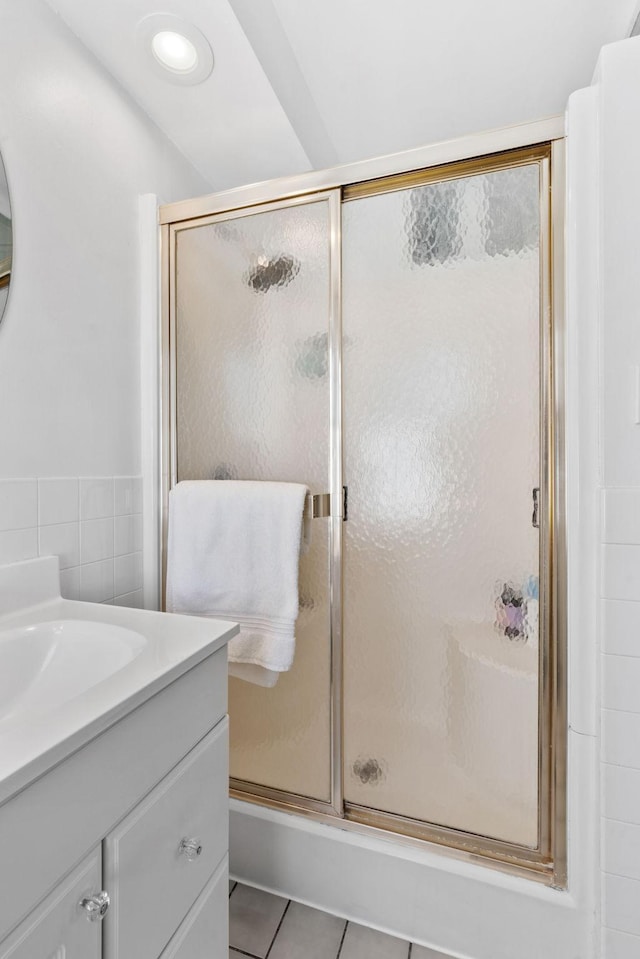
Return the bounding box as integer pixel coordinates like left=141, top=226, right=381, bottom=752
left=151, top=31, right=199, bottom=74
left=138, top=14, right=214, bottom=86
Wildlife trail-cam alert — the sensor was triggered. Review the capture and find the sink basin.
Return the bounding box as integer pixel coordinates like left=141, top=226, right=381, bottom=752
left=0, top=555, right=238, bottom=804
left=0, top=620, right=146, bottom=727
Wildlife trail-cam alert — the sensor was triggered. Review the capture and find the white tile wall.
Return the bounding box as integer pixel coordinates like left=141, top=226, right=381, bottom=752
left=602, top=655, right=640, bottom=714
left=602, top=599, right=640, bottom=657
left=603, top=874, right=640, bottom=938
left=602, top=708, right=640, bottom=769
left=0, top=476, right=144, bottom=607
left=567, top=42, right=640, bottom=958
left=38, top=478, right=78, bottom=526
left=80, top=477, right=115, bottom=521
left=601, top=488, right=640, bottom=956
left=603, top=764, right=640, bottom=825
left=604, top=928, right=640, bottom=959
left=114, top=551, right=143, bottom=597
left=0, top=528, right=39, bottom=565
left=0, top=480, right=37, bottom=531
left=114, top=513, right=143, bottom=556
left=80, top=517, right=114, bottom=565
left=602, top=545, right=640, bottom=603
left=603, top=489, right=640, bottom=545
left=603, top=819, right=640, bottom=881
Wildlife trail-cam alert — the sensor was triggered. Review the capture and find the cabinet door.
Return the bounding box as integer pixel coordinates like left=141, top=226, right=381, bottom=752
left=159, top=856, right=228, bottom=959
left=103, top=719, right=228, bottom=959
left=0, top=849, right=102, bottom=959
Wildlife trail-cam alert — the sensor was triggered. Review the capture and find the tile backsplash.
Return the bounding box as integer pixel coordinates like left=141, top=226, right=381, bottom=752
left=0, top=476, right=143, bottom=607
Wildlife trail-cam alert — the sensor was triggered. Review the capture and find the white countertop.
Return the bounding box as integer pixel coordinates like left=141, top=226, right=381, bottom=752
left=0, top=557, right=238, bottom=805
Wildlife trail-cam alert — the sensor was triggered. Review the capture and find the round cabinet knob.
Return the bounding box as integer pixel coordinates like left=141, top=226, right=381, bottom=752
left=79, top=891, right=110, bottom=922
left=179, top=837, right=203, bottom=861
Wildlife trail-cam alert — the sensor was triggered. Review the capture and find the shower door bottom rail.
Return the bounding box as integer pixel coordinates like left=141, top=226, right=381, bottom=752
left=229, top=778, right=341, bottom=817
left=344, top=803, right=554, bottom=879
left=229, top=783, right=556, bottom=885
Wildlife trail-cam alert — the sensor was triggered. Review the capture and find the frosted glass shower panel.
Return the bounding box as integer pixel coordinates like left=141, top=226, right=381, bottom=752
left=342, top=165, right=541, bottom=847
left=174, top=199, right=333, bottom=802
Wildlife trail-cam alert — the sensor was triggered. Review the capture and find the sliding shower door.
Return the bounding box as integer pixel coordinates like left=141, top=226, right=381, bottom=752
left=341, top=157, right=546, bottom=849
left=172, top=193, right=340, bottom=804
left=163, top=139, right=563, bottom=876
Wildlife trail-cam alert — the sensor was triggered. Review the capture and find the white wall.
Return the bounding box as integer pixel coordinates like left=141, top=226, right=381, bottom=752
left=565, top=32, right=640, bottom=959
left=583, top=36, right=640, bottom=959
left=266, top=0, right=636, bottom=165
left=0, top=0, right=209, bottom=481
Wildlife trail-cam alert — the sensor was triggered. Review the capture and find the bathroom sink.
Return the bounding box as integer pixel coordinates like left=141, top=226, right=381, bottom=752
left=0, top=556, right=238, bottom=804
left=0, top=620, right=146, bottom=727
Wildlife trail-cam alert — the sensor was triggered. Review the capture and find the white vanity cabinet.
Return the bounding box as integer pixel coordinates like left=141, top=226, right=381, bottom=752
left=0, top=850, right=103, bottom=959
left=0, top=644, right=233, bottom=959
left=103, top=719, right=228, bottom=959
left=158, top=861, right=229, bottom=959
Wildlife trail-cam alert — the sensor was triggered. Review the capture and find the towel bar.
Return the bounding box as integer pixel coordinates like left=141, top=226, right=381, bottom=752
left=304, top=488, right=348, bottom=520
left=305, top=492, right=331, bottom=519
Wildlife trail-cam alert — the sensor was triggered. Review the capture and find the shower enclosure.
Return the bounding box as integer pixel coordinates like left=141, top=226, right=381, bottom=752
left=161, top=132, right=565, bottom=883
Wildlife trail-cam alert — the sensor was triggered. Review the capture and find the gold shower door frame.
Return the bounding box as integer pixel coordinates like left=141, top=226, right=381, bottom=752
left=161, top=124, right=566, bottom=886
left=163, top=190, right=344, bottom=815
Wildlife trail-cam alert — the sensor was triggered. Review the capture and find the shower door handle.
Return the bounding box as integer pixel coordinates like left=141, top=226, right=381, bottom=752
left=532, top=487, right=540, bottom=528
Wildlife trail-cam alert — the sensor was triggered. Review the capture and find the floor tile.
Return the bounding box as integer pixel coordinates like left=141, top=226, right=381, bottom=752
left=411, top=944, right=451, bottom=958
left=340, top=921, right=410, bottom=959
left=269, top=900, right=346, bottom=959
left=229, top=883, right=289, bottom=958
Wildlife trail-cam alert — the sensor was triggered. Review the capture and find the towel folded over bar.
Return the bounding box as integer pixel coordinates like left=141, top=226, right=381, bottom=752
left=166, top=480, right=308, bottom=687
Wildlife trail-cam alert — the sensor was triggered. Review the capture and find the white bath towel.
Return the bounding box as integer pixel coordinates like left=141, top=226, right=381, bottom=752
left=166, top=480, right=308, bottom=687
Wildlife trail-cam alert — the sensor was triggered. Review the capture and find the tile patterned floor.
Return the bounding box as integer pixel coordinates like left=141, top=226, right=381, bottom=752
left=228, top=881, right=450, bottom=959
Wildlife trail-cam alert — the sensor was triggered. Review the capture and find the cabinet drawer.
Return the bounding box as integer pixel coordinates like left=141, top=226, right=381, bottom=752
left=0, top=849, right=102, bottom=959
left=159, top=855, right=228, bottom=959
left=103, top=719, right=228, bottom=959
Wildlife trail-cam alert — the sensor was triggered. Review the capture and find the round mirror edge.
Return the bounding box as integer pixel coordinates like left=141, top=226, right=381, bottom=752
left=0, top=147, right=14, bottom=327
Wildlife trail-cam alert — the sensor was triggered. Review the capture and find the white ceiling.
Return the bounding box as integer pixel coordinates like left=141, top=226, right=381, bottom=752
left=44, top=0, right=639, bottom=193
left=265, top=0, right=637, bottom=162
left=42, top=0, right=312, bottom=192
